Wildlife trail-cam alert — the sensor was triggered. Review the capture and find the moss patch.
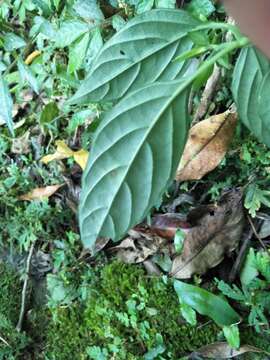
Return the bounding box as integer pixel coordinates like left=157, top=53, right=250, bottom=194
left=0, top=263, right=29, bottom=359
left=46, top=261, right=219, bottom=359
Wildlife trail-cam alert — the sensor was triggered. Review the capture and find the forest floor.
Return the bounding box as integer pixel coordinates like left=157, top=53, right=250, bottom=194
left=1, top=1, right=270, bottom=359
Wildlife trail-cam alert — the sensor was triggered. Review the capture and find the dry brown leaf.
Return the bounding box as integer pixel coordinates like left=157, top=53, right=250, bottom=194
left=192, top=342, right=266, bottom=359
left=171, top=188, right=244, bottom=279
left=150, top=213, right=191, bottom=240
left=176, top=109, right=237, bottom=181
left=19, top=184, right=64, bottom=201
left=41, top=140, right=89, bottom=169
left=111, top=229, right=166, bottom=264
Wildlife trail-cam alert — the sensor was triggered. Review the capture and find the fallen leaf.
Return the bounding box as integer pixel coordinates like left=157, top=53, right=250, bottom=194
left=176, top=109, right=237, bottom=181
left=41, top=140, right=89, bottom=170
left=41, top=140, right=73, bottom=163
left=73, top=149, right=89, bottom=170
left=171, top=188, right=244, bottom=279
left=110, top=229, right=166, bottom=264
left=191, top=342, right=266, bottom=359
left=19, top=184, right=63, bottom=201
left=150, top=213, right=191, bottom=240
left=11, top=131, right=30, bottom=154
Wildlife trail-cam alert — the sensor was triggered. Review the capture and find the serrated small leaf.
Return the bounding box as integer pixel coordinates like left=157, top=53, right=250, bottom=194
left=174, top=228, right=185, bottom=254
left=155, top=0, right=176, bottom=9
left=232, top=46, right=270, bottom=147
left=223, top=325, right=240, bottom=350
left=180, top=302, right=197, bottom=325
left=73, top=0, right=104, bottom=22
left=3, top=33, right=26, bottom=51
left=40, top=102, right=59, bottom=124
left=188, top=0, right=215, bottom=18
left=136, top=0, right=154, bottom=14
left=0, top=75, right=14, bottom=136
left=79, top=80, right=190, bottom=250
left=84, top=28, right=103, bottom=71
left=55, top=20, right=89, bottom=48
left=69, top=9, right=200, bottom=104
left=240, top=248, right=258, bottom=286
left=18, top=59, right=40, bottom=94
left=174, top=280, right=240, bottom=327
left=112, top=15, right=126, bottom=32
left=68, top=32, right=90, bottom=73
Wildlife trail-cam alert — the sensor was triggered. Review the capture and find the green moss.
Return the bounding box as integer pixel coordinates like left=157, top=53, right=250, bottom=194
left=46, top=261, right=219, bottom=359
left=0, top=263, right=29, bottom=359
left=240, top=328, right=270, bottom=359
left=0, top=262, right=21, bottom=324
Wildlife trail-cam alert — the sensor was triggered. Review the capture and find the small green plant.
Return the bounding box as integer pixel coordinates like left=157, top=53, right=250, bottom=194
left=57, top=5, right=270, bottom=251
left=46, top=261, right=219, bottom=359
left=217, top=248, right=270, bottom=334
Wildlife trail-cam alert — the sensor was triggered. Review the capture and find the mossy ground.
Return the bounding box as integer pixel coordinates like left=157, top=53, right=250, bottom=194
left=0, top=261, right=219, bottom=359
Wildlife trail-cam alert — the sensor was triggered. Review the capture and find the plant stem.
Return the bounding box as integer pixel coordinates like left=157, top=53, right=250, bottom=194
left=175, top=37, right=249, bottom=100
left=190, top=21, right=243, bottom=40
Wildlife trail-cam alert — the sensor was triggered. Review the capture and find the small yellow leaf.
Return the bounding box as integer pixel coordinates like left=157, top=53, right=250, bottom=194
left=41, top=140, right=74, bottom=164
left=25, top=50, right=42, bottom=65
left=19, top=184, right=64, bottom=201
left=73, top=149, right=89, bottom=170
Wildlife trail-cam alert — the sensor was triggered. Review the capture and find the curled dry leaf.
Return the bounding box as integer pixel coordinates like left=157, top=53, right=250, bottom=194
left=150, top=213, right=191, bottom=239
left=171, top=188, right=244, bottom=279
left=110, top=229, right=167, bottom=264
left=41, top=140, right=89, bottom=170
left=19, top=184, right=64, bottom=201
left=191, top=342, right=266, bottom=359
left=176, top=109, right=237, bottom=181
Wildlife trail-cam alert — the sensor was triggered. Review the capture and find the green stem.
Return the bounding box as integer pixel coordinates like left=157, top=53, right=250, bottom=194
left=190, top=21, right=243, bottom=40
left=178, top=37, right=249, bottom=95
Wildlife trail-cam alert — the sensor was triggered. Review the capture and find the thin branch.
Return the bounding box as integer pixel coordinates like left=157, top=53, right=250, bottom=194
left=229, top=226, right=253, bottom=283
left=16, top=242, right=35, bottom=332
left=0, top=335, right=10, bottom=347
left=192, top=64, right=221, bottom=125
left=247, top=215, right=267, bottom=250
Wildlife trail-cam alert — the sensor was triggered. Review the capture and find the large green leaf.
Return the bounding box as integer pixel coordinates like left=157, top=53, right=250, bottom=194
left=232, top=46, right=270, bottom=147
left=0, top=75, right=14, bottom=136
left=79, top=80, right=190, bottom=250
left=69, top=9, right=200, bottom=104
left=174, top=280, right=240, bottom=327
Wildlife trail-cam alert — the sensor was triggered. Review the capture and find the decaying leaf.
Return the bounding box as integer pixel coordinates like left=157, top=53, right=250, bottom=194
left=176, top=109, right=237, bottom=181
left=41, top=140, right=89, bottom=169
left=19, top=184, right=64, bottom=201
left=171, top=188, right=244, bottom=279
left=150, top=213, right=191, bottom=239
left=11, top=131, right=30, bottom=154
left=191, top=342, right=266, bottom=359
left=110, top=229, right=167, bottom=264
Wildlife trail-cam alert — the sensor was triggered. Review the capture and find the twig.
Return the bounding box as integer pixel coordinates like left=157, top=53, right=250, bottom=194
left=192, top=64, right=221, bottom=125
left=191, top=16, right=236, bottom=125
left=228, top=226, right=253, bottom=283
left=16, top=242, right=35, bottom=332
left=0, top=335, right=10, bottom=347
left=247, top=215, right=267, bottom=250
